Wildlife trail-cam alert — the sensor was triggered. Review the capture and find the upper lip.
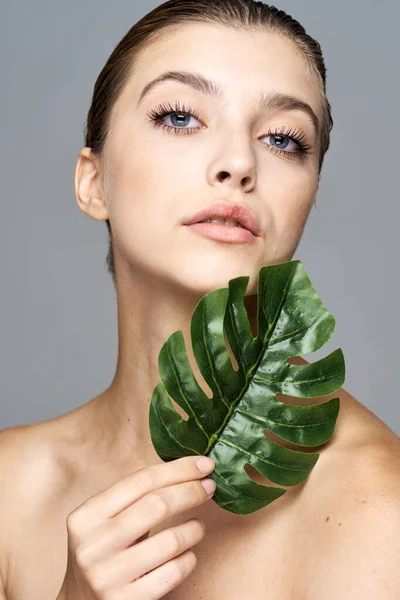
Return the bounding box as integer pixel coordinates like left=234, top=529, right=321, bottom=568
left=183, top=200, right=261, bottom=236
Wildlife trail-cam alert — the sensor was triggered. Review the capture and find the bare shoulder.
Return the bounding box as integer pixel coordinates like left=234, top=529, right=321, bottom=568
left=295, top=384, right=400, bottom=599
left=314, top=383, right=400, bottom=511
left=0, top=421, right=75, bottom=591
left=0, top=421, right=73, bottom=501
left=310, top=444, right=399, bottom=599
left=335, top=385, right=400, bottom=484
left=0, top=427, right=31, bottom=595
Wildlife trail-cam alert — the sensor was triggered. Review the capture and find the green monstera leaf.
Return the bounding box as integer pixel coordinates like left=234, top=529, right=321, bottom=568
left=149, top=260, right=345, bottom=515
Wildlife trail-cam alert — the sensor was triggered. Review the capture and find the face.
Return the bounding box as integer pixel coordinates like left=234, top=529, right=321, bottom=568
left=81, top=24, right=323, bottom=297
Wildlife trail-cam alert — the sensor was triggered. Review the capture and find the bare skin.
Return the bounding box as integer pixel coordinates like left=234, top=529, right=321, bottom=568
left=0, top=368, right=399, bottom=600
left=1, top=23, right=399, bottom=600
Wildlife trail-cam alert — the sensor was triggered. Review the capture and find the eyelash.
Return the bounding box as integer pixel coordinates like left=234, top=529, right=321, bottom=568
left=145, top=100, right=313, bottom=160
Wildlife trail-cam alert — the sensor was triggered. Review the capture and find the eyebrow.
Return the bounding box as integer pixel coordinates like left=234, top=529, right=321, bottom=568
left=138, top=70, right=320, bottom=137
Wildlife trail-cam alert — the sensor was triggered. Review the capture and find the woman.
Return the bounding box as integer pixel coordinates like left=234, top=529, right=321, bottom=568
left=1, top=1, right=399, bottom=598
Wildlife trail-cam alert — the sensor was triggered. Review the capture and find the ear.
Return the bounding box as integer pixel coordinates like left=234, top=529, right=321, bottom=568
left=74, top=148, right=109, bottom=221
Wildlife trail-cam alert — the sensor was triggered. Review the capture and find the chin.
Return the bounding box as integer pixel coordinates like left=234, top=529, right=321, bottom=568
left=172, top=256, right=262, bottom=298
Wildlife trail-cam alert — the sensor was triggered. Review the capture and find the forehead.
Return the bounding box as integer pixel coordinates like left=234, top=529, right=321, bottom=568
left=116, top=23, right=322, bottom=121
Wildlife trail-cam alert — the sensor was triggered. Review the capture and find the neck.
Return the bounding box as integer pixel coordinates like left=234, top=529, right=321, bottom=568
left=86, top=267, right=315, bottom=470
left=89, top=266, right=259, bottom=467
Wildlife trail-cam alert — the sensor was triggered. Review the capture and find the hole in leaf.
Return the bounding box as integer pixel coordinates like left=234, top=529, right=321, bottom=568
left=263, top=428, right=320, bottom=453
left=170, top=397, right=189, bottom=421
left=224, top=330, right=239, bottom=371
left=264, top=428, right=298, bottom=447
left=194, top=370, right=213, bottom=398
left=276, top=391, right=335, bottom=407
left=265, top=423, right=337, bottom=453
left=286, top=355, right=303, bottom=365
left=243, top=294, right=258, bottom=338
left=244, top=463, right=283, bottom=487
left=183, top=331, right=213, bottom=399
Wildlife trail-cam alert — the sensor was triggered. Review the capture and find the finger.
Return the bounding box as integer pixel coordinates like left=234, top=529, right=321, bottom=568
left=127, top=518, right=205, bottom=582
left=91, top=477, right=215, bottom=556
left=74, top=455, right=215, bottom=522
left=128, top=549, right=197, bottom=599
left=90, top=519, right=205, bottom=589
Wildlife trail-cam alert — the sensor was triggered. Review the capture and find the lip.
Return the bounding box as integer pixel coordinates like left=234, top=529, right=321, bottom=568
left=186, top=222, right=255, bottom=244
left=183, top=200, right=261, bottom=237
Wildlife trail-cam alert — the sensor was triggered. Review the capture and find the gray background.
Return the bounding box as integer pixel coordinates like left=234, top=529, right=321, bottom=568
left=1, top=1, right=399, bottom=435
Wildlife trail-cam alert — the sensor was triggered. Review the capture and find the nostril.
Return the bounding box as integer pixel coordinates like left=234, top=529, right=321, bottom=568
left=218, top=171, right=230, bottom=182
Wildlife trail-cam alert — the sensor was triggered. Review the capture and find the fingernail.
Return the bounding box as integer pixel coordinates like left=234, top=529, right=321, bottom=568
left=196, top=457, right=215, bottom=474
left=201, top=478, right=217, bottom=495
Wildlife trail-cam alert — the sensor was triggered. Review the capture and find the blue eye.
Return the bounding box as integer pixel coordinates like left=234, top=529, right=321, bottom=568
left=146, top=100, right=202, bottom=136
left=264, top=134, right=298, bottom=153
left=146, top=100, right=313, bottom=158
left=164, top=111, right=200, bottom=129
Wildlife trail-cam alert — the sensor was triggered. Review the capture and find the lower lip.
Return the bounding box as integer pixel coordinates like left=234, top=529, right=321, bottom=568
left=185, top=222, right=256, bottom=243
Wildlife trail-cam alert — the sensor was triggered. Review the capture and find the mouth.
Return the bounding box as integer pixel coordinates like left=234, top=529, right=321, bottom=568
left=185, top=221, right=256, bottom=244
left=183, top=200, right=261, bottom=237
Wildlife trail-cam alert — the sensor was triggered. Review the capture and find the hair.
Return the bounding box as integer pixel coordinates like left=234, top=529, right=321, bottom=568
left=83, top=0, right=333, bottom=290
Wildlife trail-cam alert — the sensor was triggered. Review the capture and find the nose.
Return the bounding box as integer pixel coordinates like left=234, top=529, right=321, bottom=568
left=218, top=170, right=252, bottom=186
left=211, top=141, right=257, bottom=192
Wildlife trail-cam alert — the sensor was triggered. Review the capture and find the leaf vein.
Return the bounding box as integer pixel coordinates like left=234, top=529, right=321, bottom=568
left=157, top=404, right=201, bottom=454
left=166, top=343, right=209, bottom=441
left=201, top=306, right=230, bottom=409
left=235, top=408, right=334, bottom=428
left=220, top=438, right=310, bottom=473
left=253, top=372, right=339, bottom=385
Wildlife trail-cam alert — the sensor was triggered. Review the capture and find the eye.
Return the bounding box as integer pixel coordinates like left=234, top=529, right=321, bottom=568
left=146, top=100, right=202, bottom=135
left=261, top=126, right=313, bottom=159
left=146, top=101, right=313, bottom=159
left=164, top=111, right=200, bottom=129
left=263, top=134, right=298, bottom=153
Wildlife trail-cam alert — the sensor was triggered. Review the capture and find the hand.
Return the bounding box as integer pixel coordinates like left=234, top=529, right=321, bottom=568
left=59, top=455, right=216, bottom=599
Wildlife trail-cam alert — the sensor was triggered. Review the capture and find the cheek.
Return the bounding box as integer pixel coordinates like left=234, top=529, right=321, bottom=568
left=271, top=170, right=317, bottom=237
left=106, top=149, right=164, bottom=233
left=104, top=146, right=186, bottom=269
left=105, top=134, right=202, bottom=239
